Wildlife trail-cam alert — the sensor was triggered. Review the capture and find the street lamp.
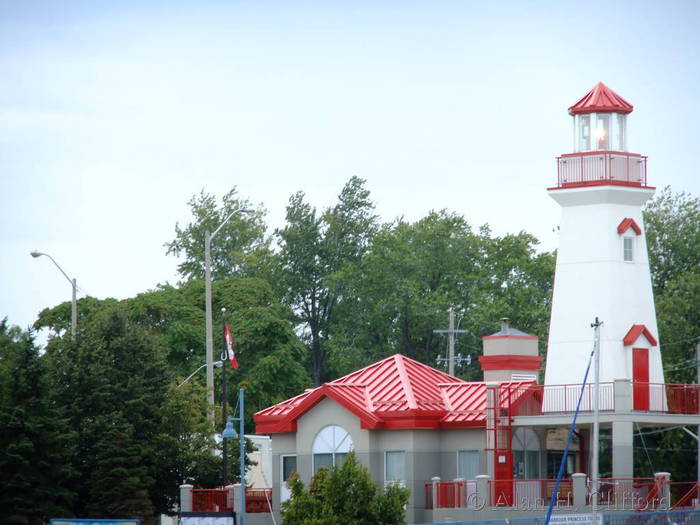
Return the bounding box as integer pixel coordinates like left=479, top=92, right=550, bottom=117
left=205, top=207, right=253, bottom=422
left=31, top=250, right=77, bottom=340
left=222, top=387, right=246, bottom=525
left=178, top=360, right=223, bottom=388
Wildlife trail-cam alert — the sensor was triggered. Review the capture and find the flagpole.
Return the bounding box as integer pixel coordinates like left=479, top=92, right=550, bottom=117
left=221, top=307, right=228, bottom=486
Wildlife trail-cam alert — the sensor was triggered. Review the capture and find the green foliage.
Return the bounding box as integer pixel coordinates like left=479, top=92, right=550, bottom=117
left=165, top=187, right=269, bottom=280
left=275, top=176, right=378, bottom=384
left=281, top=452, right=409, bottom=525
left=327, top=211, right=554, bottom=380
left=0, top=323, right=77, bottom=523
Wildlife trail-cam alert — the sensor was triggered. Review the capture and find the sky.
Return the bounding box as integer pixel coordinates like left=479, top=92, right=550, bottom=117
left=1, top=1, right=699, bottom=343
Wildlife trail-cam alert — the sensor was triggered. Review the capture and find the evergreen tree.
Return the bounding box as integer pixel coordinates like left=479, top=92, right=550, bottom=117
left=0, top=324, right=77, bottom=523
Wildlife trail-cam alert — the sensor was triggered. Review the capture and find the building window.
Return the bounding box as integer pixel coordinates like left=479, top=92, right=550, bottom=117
left=623, top=237, right=634, bottom=262
left=616, top=113, right=626, bottom=151
left=547, top=452, right=575, bottom=478
left=312, top=425, right=353, bottom=473
left=385, top=451, right=406, bottom=487
left=513, top=428, right=541, bottom=479
left=281, top=455, right=297, bottom=503
left=458, top=450, right=480, bottom=480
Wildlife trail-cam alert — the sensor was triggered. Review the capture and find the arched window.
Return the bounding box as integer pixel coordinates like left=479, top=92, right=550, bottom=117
left=312, top=425, right=353, bottom=473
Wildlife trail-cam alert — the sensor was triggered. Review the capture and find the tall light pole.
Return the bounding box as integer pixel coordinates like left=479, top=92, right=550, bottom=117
left=205, top=207, right=253, bottom=422
left=31, top=250, right=77, bottom=340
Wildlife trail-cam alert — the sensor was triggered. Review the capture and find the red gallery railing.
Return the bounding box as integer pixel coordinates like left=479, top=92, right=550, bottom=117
left=554, top=151, right=648, bottom=188
left=192, top=489, right=231, bottom=512
left=191, top=488, right=272, bottom=513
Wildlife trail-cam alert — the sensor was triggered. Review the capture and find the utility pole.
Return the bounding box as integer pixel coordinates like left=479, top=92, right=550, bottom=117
left=434, top=308, right=468, bottom=376
left=591, top=317, right=602, bottom=514
left=695, top=343, right=700, bottom=483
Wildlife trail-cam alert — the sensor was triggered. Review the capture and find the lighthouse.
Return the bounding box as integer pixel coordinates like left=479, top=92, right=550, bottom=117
left=544, top=82, right=664, bottom=411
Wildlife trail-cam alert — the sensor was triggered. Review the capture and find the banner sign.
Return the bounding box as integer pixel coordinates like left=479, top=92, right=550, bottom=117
left=51, top=521, right=139, bottom=525
left=550, top=514, right=602, bottom=525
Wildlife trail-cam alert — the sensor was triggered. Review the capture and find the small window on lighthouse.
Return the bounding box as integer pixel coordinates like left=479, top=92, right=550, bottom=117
left=623, top=237, right=634, bottom=262
left=596, top=114, right=610, bottom=150
left=578, top=115, right=591, bottom=151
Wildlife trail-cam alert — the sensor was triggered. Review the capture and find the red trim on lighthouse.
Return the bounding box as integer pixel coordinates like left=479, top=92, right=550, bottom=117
left=617, top=218, right=642, bottom=235
left=568, top=82, right=633, bottom=115
left=478, top=355, right=543, bottom=371
left=623, top=324, right=658, bottom=347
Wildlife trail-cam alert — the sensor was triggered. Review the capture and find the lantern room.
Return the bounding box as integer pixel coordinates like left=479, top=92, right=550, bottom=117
left=569, top=82, right=633, bottom=153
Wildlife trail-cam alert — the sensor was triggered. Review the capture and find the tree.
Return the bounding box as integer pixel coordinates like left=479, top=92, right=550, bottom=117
left=165, top=187, right=269, bottom=280
left=0, top=323, right=77, bottom=524
left=281, top=452, right=409, bottom=525
left=276, top=177, right=378, bottom=384
left=326, top=212, right=554, bottom=380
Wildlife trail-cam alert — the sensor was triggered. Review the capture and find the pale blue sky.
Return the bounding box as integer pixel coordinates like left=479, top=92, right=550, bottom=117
left=2, top=1, right=699, bottom=338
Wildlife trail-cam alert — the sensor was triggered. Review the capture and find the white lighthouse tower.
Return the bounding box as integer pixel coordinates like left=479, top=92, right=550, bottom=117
left=544, top=82, right=664, bottom=411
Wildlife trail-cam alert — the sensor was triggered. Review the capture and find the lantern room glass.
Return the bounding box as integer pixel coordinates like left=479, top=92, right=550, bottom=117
left=578, top=114, right=591, bottom=152
left=596, top=113, right=610, bottom=150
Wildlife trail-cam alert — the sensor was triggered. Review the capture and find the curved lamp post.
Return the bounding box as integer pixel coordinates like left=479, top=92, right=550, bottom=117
left=178, top=360, right=223, bottom=388
left=222, top=388, right=246, bottom=524
left=31, top=250, right=77, bottom=340
left=204, top=207, right=253, bottom=422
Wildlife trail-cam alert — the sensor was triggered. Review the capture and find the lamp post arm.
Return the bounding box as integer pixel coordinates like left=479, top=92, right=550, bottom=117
left=42, top=253, right=75, bottom=289
left=210, top=207, right=252, bottom=241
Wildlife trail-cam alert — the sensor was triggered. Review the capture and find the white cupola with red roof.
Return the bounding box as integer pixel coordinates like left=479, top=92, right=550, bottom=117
left=544, top=83, right=665, bottom=409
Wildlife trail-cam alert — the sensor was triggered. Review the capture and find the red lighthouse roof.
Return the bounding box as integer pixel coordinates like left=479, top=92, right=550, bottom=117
left=568, top=82, right=633, bottom=115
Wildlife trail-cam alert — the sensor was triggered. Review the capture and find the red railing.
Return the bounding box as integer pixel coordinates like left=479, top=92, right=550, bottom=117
left=593, top=478, right=657, bottom=508
left=246, top=489, right=273, bottom=513
left=647, top=384, right=700, bottom=414
left=191, top=488, right=273, bottom=513
left=511, top=383, right=615, bottom=415
left=671, top=481, right=700, bottom=509
left=512, top=479, right=574, bottom=507
left=192, top=489, right=232, bottom=512
left=424, top=480, right=476, bottom=509
left=554, top=151, right=648, bottom=189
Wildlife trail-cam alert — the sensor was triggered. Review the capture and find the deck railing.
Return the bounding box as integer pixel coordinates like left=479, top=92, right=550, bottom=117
left=191, top=487, right=272, bottom=513
left=508, top=382, right=700, bottom=416
left=424, top=477, right=700, bottom=510
left=554, top=151, right=648, bottom=188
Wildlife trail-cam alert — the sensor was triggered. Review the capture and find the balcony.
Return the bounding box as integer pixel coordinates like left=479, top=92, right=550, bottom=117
left=552, top=151, right=648, bottom=189
left=503, top=381, right=700, bottom=416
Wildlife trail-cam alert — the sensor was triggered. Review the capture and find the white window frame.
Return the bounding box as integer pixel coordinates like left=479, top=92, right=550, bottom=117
left=623, top=236, right=634, bottom=262
left=457, top=449, right=481, bottom=480
left=280, top=454, right=297, bottom=503
left=312, top=425, right=353, bottom=473
left=384, top=450, right=406, bottom=488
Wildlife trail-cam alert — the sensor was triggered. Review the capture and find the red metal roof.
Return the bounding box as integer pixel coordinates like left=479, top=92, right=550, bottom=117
left=569, top=82, right=633, bottom=115
left=623, top=324, right=658, bottom=347
left=254, top=354, right=538, bottom=433
left=617, top=218, right=642, bottom=235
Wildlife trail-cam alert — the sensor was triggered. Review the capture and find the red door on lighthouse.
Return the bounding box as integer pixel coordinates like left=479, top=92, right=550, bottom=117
left=633, top=348, right=650, bottom=410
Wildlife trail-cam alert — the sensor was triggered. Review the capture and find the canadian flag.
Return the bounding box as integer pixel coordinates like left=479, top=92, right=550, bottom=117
left=224, top=325, right=239, bottom=369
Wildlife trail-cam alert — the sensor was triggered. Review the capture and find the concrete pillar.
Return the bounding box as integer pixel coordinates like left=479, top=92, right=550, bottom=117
left=572, top=473, right=587, bottom=507
left=179, top=484, right=193, bottom=512
left=431, top=477, right=440, bottom=509
left=233, top=483, right=243, bottom=513
left=476, top=474, right=491, bottom=509
left=612, top=420, right=633, bottom=478
left=226, top=484, right=236, bottom=511
left=614, top=379, right=632, bottom=412
left=453, top=478, right=465, bottom=507
left=655, top=472, right=671, bottom=510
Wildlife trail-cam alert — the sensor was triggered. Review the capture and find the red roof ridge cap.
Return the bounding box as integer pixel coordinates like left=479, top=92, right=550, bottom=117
left=393, top=354, right=418, bottom=409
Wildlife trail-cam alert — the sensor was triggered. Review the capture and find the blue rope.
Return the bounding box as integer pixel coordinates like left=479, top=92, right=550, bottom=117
left=544, top=348, right=595, bottom=524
